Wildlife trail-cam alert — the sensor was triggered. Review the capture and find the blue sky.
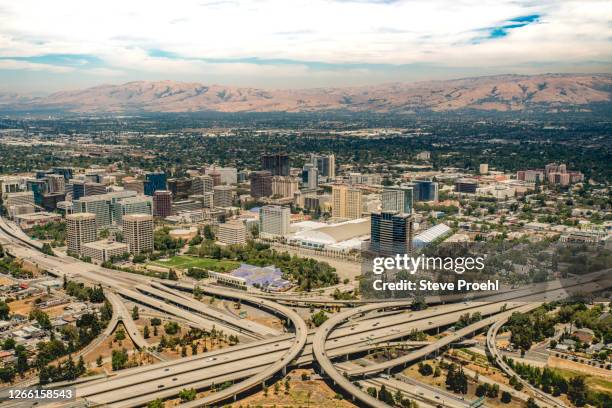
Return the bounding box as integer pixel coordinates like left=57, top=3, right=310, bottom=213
left=0, top=0, right=610, bottom=92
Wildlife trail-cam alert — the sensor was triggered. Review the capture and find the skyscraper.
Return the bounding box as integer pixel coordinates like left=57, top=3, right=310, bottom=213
left=144, top=172, right=167, bottom=196
left=191, top=175, right=214, bottom=195
left=46, top=174, right=66, bottom=193
left=272, top=176, right=299, bottom=198
left=26, top=179, right=47, bottom=206
left=311, top=153, right=335, bottom=179
left=302, top=163, right=318, bottom=190
left=370, top=211, right=414, bottom=255
left=412, top=180, right=439, bottom=202
left=332, top=184, right=362, bottom=219
left=123, top=214, right=154, bottom=254
left=381, top=186, right=413, bottom=214
left=112, top=196, right=153, bottom=225
left=167, top=178, right=192, bottom=200
left=250, top=171, right=273, bottom=199
left=259, top=205, right=290, bottom=238
left=153, top=190, right=173, bottom=218
left=66, top=213, right=97, bottom=255
left=213, top=185, right=235, bottom=207
left=261, top=153, right=290, bottom=176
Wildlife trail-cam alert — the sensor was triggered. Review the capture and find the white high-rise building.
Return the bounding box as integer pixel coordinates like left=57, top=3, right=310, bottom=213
left=213, top=185, right=235, bottom=208
left=259, top=205, right=290, bottom=238
left=204, top=166, right=237, bottom=185
left=272, top=176, right=299, bottom=198
left=217, top=221, right=247, bottom=245
left=122, top=214, right=154, bottom=254
left=66, top=213, right=97, bottom=255
left=192, top=175, right=214, bottom=195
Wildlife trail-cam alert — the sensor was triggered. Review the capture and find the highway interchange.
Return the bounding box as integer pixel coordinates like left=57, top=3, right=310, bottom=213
left=0, top=215, right=610, bottom=408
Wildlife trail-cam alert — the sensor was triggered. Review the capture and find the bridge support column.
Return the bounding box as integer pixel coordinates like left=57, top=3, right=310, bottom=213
left=282, top=366, right=286, bottom=375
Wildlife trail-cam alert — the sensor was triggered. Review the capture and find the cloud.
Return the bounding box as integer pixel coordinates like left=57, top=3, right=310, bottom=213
left=0, top=59, right=74, bottom=72
left=0, top=0, right=609, bottom=89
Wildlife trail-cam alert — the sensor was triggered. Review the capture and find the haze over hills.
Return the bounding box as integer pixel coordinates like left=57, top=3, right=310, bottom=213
left=1, top=73, right=611, bottom=114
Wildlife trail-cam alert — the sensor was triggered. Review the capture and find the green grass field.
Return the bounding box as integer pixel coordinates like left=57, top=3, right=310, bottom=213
left=148, top=256, right=240, bottom=272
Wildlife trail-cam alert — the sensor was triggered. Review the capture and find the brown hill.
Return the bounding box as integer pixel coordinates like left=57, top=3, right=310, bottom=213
left=3, top=74, right=611, bottom=113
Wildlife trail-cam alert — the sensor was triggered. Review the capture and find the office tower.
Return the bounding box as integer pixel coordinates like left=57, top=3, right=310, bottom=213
left=123, top=178, right=145, bottom=195
left=74, top=191, right=137, bottom=228
left=171, top=200, right=203, bottom=214
left=70, top=180, right=86, bottom=201
left=66, top=213, right=97, bottom=255
left=479, top=164, right=489, bottom=175
left=217, top=221, right=247, bottom=245
left=0, top=176, right=23, bottom=194
left=41, top=192, right=66, bottom=212
left=123, top=214, right=154, bottom=254
left=259, top=205, right=290, bottom=238
left=52, top=167, right=73, bottom=181
left=272, top=176, right=299, bottom=198
left=204, top=166, right=237, bottom=185
left=455, top=178, right=478, bottom=194
left=311, top=153, right=335, bottom=179
left=191, top=175, right=214, bottom=195
left=412, top=180, right=439, bottom=202
left=213, top=185, right=235, bottom=207
left=4, top=191, right=34, bottom=210
left=516, top=170, right=544, bottom=183
left=332, top=184, right=362, bottom=219
left=250, top=171, right=273, bottom=199
left=113, top=196, right=153, bottom=225
left=144, top=172, right=167, bottom=196
left=84, top=182, right=107, bottom=196
left=381, top=186, right=413, bottom=214
left=209, top=171, right=222, bottom=186
left=26, top=179, right=47, bottom=206
left=167, top=178, right=192, bottom=200
left=189, top=193, right=214, bottom=209
left=47, top=174, right=66, bottom=193
left=81, top=240, right=129, bottom=263
left=302, top=163, right=319, bottom=190
left=261, top=153, right=290, bottom=176
left=370, top=211, right=414, bottom=255
left=153, top=190, right=173, bottom=218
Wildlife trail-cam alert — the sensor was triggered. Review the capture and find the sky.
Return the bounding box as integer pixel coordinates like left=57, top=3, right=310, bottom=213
left=0, top=0, right=610, bottom=93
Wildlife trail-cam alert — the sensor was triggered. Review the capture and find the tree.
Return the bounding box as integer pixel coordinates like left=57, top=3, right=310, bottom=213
left=567, top=377, right=587, bottom=407
left=143, top=325, right=150, bottom=339
left=284, top=377, right=290, bottom=394
left=115, top=329, right=126, bottom=342
left=77, top=355, right=86, bottom=376
left=41, top=243, right=54, bottom=255
left=378, top=384, right=395, bottom=405
left=310, top=310, right=328, bottom=327
left=147, top=399, right=164, bottom=408
left=150, top=317, right=162, bottom=326
left=274, top=381, right=280, bottom=395
left=131, top=306, right=139, bottom=320
left=29, top=308, right=51, bottom=330
left=526, top=397, right=540, bottom=408
left=0, top=301, right=9, bottom=320
left=418, top=362, right=433, bottom=376
left=111, top=349, right=129, bottom=371
left=501, top=391, right=512, bottom=404
left=0, top=366, right=15, bottom=383
left=178, top=388, right=197, bottom=402
left=100, top=300, right=113, bottom=321
left=164, top=321, right=180, bottom=335
left=2, top=338, right=16, bottom=350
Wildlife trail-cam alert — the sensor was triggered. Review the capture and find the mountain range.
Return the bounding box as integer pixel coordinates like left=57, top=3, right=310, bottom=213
left=1, top=73, right=611, bottom=114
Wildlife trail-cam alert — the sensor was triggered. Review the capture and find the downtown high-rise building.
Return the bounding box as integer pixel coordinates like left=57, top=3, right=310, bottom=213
left=272, top=176, right=299, bottom=198
left=46, top=174, right=66, bottom=193
left=332, top=184, right=362, bottom=219
left=381, top=186, right=413, bottom=214
left=370, top=211, right=414, bottom=255
left=66, top=212, right=97, bottom=255
left=122, top=214, right=154, bottom=254
left=153, top=190, right=173, bottom=218
left=250, top=171, right=273, bottom=199
left=310, top=153, right=335, bottom=179
left=213, top=185, right=235, bottom=208
left=412, top=180, right=439, bottom=202
left=73, top=190, right=137, bottom=228
left=259, top=205, right=290, bottom=238
left=143, top=172, right=167, bottom=196
left=261, top=153, right=290, bottom=176
left=112, top=195, right=153, bottom=225
left=191, top=175, right=214, bottom=195
left=167, top=178, right=192, bottom=200
left=302, top=163, right=318, bottom=190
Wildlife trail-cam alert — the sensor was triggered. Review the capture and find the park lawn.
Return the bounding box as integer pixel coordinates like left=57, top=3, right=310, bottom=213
left=148, top=256, right=239, bottom=272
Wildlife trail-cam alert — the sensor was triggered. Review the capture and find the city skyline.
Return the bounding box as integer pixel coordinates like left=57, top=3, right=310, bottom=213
left=0, top=0, right=610, bottom=92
